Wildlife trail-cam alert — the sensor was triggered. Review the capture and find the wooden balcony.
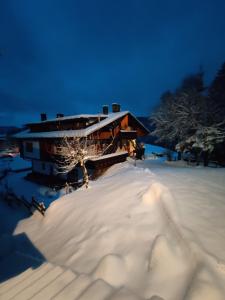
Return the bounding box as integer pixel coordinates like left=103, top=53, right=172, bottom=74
left=119, top=130, right=137, bottom=139
left=86, top=151, right=128, bottom=169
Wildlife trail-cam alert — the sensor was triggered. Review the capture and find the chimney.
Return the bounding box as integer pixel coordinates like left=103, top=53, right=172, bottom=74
left=41, top=113, right=47, bottom=121
left=56, top=113, right=64, bottom=118
left=102, top=105, right=109, bottom=115
left=112, top=103, right=121, bottom=113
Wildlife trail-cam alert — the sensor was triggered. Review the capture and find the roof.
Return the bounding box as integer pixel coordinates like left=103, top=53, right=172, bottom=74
left=88, top=151, right=128, bottom=161
left=14, top=111, right=149, bottom=139
left=26, top=114, right=107, bottom=125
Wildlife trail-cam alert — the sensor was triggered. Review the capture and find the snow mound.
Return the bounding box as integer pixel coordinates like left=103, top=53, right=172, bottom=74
left=142, top=182, right=163, bottom=205
left=145, top=234, right=195, bottom=299
left=10, top=160, right=225, bottom=299
left=142, top=181, right=179, bottom=225
left=148, top=234, right=180, bottom=272
left=149, top=296, right=165, bottom=300
left=108, top=287, right=142, bottom=300
left=93, top=254, right=127, bottom=287
left=185, top=266, right=225, bottom=300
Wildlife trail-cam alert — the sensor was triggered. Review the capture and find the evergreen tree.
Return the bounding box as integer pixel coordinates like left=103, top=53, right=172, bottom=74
left=177, top=70, right=205, bottom=93
left=208, top=62, right=225, bottom=123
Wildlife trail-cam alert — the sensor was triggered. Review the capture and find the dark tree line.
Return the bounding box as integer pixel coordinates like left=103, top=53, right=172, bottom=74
left=150, top=62, right=225, bottom=166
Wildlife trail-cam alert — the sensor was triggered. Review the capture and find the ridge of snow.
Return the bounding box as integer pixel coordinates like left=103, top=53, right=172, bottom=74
left=10, top=160, right=225, bottom=299
left=88, top=151, right=128, bottom=161
left=1, top=153, right=225, bottom=299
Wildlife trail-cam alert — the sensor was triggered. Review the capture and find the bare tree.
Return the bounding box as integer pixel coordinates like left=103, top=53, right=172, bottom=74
left=150, top=91, right=203, bottom=146
left=150, top=72, right=215, bottom=148
left=52, top=137, right=100, bottom=188
left=150, top=70, right=225, bottom=164
left=150, top=91, right=176, bottom=146
left=51, top=131, right=117, bottom=188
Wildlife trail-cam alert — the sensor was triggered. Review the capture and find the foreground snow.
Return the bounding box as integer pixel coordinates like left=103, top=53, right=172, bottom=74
left=5, top=159, right=224, bottom=300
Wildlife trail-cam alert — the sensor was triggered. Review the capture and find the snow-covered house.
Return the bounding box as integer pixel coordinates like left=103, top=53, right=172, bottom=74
left=14, top=104, right=149, bottom=185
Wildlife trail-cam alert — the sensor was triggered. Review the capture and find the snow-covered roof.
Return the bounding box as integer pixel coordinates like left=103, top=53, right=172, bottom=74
left=27, top=114, right=107, bottom=125
left=88, top=151, right=128, bottom=161
left=120, top=130, right=137, bottom=133
left=14, top=111, right=149, bottom=139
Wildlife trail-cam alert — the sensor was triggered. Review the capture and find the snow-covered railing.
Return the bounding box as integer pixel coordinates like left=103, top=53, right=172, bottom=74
left=1, top=191, right=46, bottom=216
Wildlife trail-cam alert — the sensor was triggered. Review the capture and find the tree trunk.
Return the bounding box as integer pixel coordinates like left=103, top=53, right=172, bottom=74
left=80, top=161, right=89, bottom=188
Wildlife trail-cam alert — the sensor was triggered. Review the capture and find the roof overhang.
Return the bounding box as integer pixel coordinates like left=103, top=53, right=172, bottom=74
left=14, top=111, right=150, bottom=139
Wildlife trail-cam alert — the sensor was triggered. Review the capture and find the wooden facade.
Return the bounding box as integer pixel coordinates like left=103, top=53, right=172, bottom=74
left=16, top=110, right=149, bottom=185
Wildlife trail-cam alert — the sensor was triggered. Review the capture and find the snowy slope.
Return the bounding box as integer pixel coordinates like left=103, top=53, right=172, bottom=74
left=7, top=159, right=225, bottom=300
left=0, top=155, right=31, bottom=171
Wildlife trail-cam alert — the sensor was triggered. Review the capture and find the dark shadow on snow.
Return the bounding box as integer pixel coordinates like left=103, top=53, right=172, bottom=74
left=0, top=198, right=46, bottom=284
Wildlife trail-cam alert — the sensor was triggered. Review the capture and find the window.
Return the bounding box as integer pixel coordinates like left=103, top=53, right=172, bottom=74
left=25, top=142, right=33, bottom=153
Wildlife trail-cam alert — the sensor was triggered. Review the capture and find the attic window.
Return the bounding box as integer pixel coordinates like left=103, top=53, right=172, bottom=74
left=25, top=142, right=33, bottom=153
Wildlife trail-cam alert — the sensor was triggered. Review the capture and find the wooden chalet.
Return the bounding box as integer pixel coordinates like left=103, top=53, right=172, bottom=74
left=14, top=104, right=149, bottom=186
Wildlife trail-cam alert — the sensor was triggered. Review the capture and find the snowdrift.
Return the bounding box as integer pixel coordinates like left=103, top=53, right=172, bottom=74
left=6, top=161, right=225, bottom=299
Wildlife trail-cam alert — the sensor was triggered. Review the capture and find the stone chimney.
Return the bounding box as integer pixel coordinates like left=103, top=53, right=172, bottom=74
left=41, top=113, right=47, bottom=121
left=112, top=103, right=121, bottom=113
left=102, top=105, right=109, bottom=115
left=56, top=113, right=64, bottom=118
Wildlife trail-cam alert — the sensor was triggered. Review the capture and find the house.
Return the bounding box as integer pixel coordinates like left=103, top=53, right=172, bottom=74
left=14, top=104, right=149, bottom=186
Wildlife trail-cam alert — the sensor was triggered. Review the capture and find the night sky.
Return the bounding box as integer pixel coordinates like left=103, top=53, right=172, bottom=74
left=0, top=0, right=225, bottom=126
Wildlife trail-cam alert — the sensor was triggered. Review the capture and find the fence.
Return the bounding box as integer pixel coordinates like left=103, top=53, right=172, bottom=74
left=1, top=190, right=46, bottom=216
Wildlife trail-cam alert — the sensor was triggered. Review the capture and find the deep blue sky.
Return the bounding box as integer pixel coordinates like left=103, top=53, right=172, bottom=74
left=0, top=0, right=225, bottom=126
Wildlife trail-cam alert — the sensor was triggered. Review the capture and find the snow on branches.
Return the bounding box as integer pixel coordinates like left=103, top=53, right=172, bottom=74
left=150, top=71, right=225, bottom=161
left=185, top=124, right=225, bottom=152
left=52, top=137, right=102, bottom=188
left=151, top=90, right=208, bottom=145
left=50, top=131, right=116, bottom=188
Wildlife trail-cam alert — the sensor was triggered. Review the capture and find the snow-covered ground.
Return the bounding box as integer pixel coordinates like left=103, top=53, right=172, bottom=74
left=144, top=143, right=168, bottom=156
left=0, top=155, right=63, bottom=207
left=1, top=150, right=225, bottom=299
left=0, top=155, right=31, bottom=171
left=0, top=146, right=171, bottom=206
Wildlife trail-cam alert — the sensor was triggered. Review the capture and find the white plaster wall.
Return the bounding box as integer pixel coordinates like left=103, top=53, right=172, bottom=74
left=32, top=159, right=83, bottom=181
